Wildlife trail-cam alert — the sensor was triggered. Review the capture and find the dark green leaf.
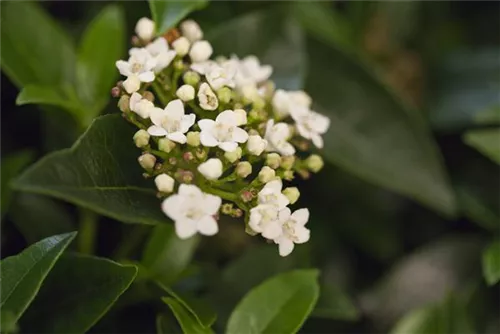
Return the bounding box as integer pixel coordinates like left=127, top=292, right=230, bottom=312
left=313, top=282, right=359, bottom=321
left=0, top=1, right=75, bottom=87
left=1, top=151, right=33, bottom=218
left=0, top=310, right=18, bottom=334
left=208, top=9, right=306, bottom=90
left=16, top=85, right=82, bottom=117
left=226, top=270, right=320, bottom=334
left=482, top=240, right=500, bottom=286
left=162, top=297, right=213, bottom=334
left=21, top=254, right=138, bottom=333
left=456, top=186, right=499, bottom=231
left=0, top=232, right=76, bottom=324
left=12, top=114, right=167, bottom=225
left=77, top=4, right=125, bottom=118
left=307, top=39, right=456, bottom=216
left=156, top=313, right=180, bottom=334
left=149, top=0, right=208, bottom=35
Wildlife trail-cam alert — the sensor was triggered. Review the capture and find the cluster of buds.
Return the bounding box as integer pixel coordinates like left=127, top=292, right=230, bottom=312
left=114, top=17, right=330, bottom=257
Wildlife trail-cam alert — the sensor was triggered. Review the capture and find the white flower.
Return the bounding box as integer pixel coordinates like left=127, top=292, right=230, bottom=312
left=190, top=41, right=213, bottom=63
left=197, top=83, right=219, bottom=110
left=135, top=17, right=155, bottom=41
left=197, top=158, right=223, bottom=180
left=233, top=55, right=272, bottom=88
left=274, top=208, right=310, bottom=257
left=272, top=89, right=311, bottom=119
left=258, top=179, right=289, bottom=209
left=145, top=38, right=176, bottom=73
left=247, top=135, right=268, bottom=156
left=172, top=36, right=190, bottom=57
left=155, top=173, right=174, bottom=193
left=129, top=92, right=154, bottom=119
left=162, top=184, right=221, bottom=239
left=290, top=108, right=330, bottom=148
left=176, top=84, right=195, bottom=101
left=116, top=48, right=156, bottom=93
left=147, top=99, right=196, bottom=143
left=180, top=20, right=203, bottom=42
left=198, top=110, right=249, bottom=152
left=205, top=62, right=236, bottom=90
left=264, top=120, right=295, bottom=156
left=234, top=109, right=247, bottom=126
left=249, top=204, right=282, bottom=239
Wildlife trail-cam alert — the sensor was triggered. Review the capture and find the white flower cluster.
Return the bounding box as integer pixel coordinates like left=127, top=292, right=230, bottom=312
left=114, top=18, right=330, bottom=257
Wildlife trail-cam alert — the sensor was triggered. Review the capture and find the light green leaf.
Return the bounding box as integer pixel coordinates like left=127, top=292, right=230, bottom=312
left=313, top=282, right=359, bottom=321
left=1, top=151, right=33, bottom=218
left=482, top=240, right=500, bottom=286
left=77, top=4, right=125, bottom=118
left=16, top=85, right=82, bottom=117
left=0, top=232, right=76, bottom=324
left=12, top=114, right=167, bottom=225
left=0, top=1, right=75, bottom=87
left=149, top=0, right=208, bottom=36
left=226, top=270, right=320, bottom=334
left=307, top=39, right=456, bottom=217
left=208, top=9, right=306, bottom=90
left=463, top=129, right=500, bottom=165
left=162, top=297, right=214, bottom=334
left=21, top=254, right=137, bottom=333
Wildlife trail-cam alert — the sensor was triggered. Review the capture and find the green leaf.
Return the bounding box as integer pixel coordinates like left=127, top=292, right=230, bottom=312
left=0, top=1, right=75, bottom=87
left=456, top=186, right=499, bottom=231
left=149, top=0, right=208, bottom=36
left=16, top=85, right=82, bottom=117
left=226, top=270, right=320, bottom=334
left=162, top=297, right=214, bottom=334
left=12, top=114, right=167, bottom=225
left=21, top=254, right=137, bottom=333
left=208, top=9, right=306, bottom=90
left=482, top=240, right=500, bottom=286
left=0, top=232, right=76, bottom=324
left=156, top=313, right=180, bottom=334
left=1, top=151, right=33, bottom=218
left=306, top=39, right=456, bottom=217
left=463, top=128, right=500, bottom=165
left=313, top=282, right=359, bottom=321
left=142, top=224, right=200, bottom=286
left=77, top=4, right=125, bottom=118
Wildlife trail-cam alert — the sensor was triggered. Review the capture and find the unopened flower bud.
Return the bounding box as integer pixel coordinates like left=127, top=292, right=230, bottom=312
left=123, top=76, right=141, bottom=94
left=306, top=154, right=324, bottom=173
left=183, top=71, right=200, bottom=86
left=258, top=166, right=275, bottom=183
left=247, top=135, right=267, bottom=156
left=280, top=155, right=295, bottom=170
left=195, top=148, right=207, bottom=160
left=181, top=170, right=194, bottom=183
left=155, top=173, right=174, bottom=193
left=236, top=161, right=252, bottom=178
left=252, top=97, right=266, bottom=110
left=187, top=131, right=200, bottom=147
left=232, top=208, right=243, bottom=218
left=197, top=158, right=223, bottom=180
left=133, top=129, right=150, bottom=148
left=198, top=83, right=218, bottom=110
left=173, top=59, right=185, bottom=71
left=240, top=190, right=254, bottom=202
left=168, top=157, right=177, bottom=165
left=216, top=87, right=232, bottom=104
left=111, top=86, right=121, bottom=98
left=221, top=203, right=233, bottom=215
left=283, top=170, right=295, bottom=181
left=282, top=187, right=300, bottom=204
left=176, top=84, right=195, bottom=101
left=180, top=20, right=203, bottom=42
left=142, top=91, right=155, bottom=102
left=159, top=138, right=176, bottom=153
left=183, top=152, right=194, bottom=162
left=224, top=147, right=242, bottom=163
left=266, top=153, right=281, bottom=169
left=234, top=109, right=247, bottom=126
left=118, top=95, right=130, bottom=112
left=297, top=169, right=310, bottom=179
left=189, top=40, right=213, bottom=63
left=172, top=36, right=190, bottom=56
left=138, top=153, right=156, bottom=171
left=135, top=17, right=155, bottom=41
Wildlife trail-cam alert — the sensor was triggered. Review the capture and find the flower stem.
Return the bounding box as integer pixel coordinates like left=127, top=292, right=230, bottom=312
left=78, top=208, right=98, bottom=254
left=152, top=81, right=171, bottom=106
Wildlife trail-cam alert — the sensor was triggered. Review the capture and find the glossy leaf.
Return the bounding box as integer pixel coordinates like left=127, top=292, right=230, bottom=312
left=482, top=240, right=500, bottom=286
left=16, top=85, right=82, bottom=117
left=226, top=270, right=320, bottom=334
left=0, top=1, right=75, bottom=87
left=12, top=114, right=167, bottom=225
left=306, top=39, right=456, bottom=216
left=1, top=150, right=33, bottom=218
left=149, top=0, right=208, bottom=35
left=0, top=232, right=76, bottom=324
left=162, top=297, right=213, bottom=334
left=21, top=254, right=137, bottom=333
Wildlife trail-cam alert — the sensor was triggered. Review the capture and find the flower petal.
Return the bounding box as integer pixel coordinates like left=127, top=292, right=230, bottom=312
left=147, top=125, right=168, bottom=137
left=311, top=134, right=324, bottom=149
left=138, top=71, right=155, bottom=82
left=149, top=107, right=165, bottom=126
left=291, top=208, right=310, bottom=226
left=218, top=141, right=238, bottom=152
left=180, top=114, right=196, bottom=133
left=215, top=110, right=237, bottom=126
left=262, top=221, right=282, bottom=240
left=277, top=237, right=295, bottom=257
left=295, top=226, right=310, bottom=244
left=197, top=216, right=219, bottom=236
left=232, top=127, right=249, bottom=143
left=129, top=92, right=142, bottom=111
left=167, top=132, right=187, bottom=144
left=161, top=195, right=182, bottom=220
left=204, top=194, right=222, bottom=215
left=198, top=119, right=215, bottom=131
left=175, top=219, right=198, bottom=239
left=165, top=99, right=185, bottom=119
left=200, top=131, right=219, bottom=147
left=116, top=60, right=131, bottom=76
left=278, top=207, right=291, bottom=223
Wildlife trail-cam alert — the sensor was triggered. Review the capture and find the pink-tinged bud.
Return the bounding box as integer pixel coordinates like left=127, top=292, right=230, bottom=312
left=240, top=190, right=254, bottom=203
left=181, top=170, right=194, bottom=183
left=183, top=152, right=194, bottom=162
left=232, top=208, right=243, bottom=218
left=111, top=86, right=121, bottom=98
left=142, top=91, right=155, bottom=102
left=168, top=157, right=177, bottom=166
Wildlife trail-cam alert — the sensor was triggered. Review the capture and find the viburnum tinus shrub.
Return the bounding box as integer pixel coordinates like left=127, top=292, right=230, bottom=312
left=114, top=17, right=330, bottom=257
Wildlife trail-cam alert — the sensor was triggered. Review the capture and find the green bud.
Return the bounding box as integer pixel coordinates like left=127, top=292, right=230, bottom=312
left=306, top=154, right=324, bottom=173
left=186, top=131, right=200, bottom=147
left=282, top=187, right=300, bottom=204
left=216, top=87, right=232, bottom=104
left=195, top=147, right=207, bottom=160
left=183, top=71, right=200, bottom=86
left=138, top=153, right=156, bottom=171
left=283, top=170, right=295, bottom=181
left=252, top=96, right=266, bottom=110
left=221, top=203, right=233, bottom=215
left=280, top=155, right=295, bottom=170
left=158, top=138, right=176, bottom=153
left=224, top=147, right=242, bottom=163
left=266, top=153, right=281, bottom=169
left=173, top=59, right=185, bottom=70
left=258, top=166, right=276, bottom=183
left=236, top=161, right=252, bottom=178
left=118, top=95, right=130, bottom=112
left=133, top=129, right=150, bottom=148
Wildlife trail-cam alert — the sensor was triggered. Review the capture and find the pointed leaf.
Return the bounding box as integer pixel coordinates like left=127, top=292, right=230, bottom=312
left=463, top=129, right=500, bottom=165
left=1, top=150, right=33, bottom=218
left=482, top=239, right=500, bottom=286
left=162, top=297, right=213, bottom=334
left=149, top=0, right=208, bottom=35
left=16, top=85, right=82, bottom=117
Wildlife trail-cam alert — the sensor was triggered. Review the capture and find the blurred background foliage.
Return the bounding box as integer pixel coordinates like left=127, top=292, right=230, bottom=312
left=1, top=1, right=499, bottom=333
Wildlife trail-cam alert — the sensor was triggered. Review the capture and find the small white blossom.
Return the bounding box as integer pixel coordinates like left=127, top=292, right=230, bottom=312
left=172, top=36, right=190, bottom=57
left=249, top=204, right=282, bottom=239
left=264, top=120, right=295, bottom=156
left=155, top=173, right=174, bottom=193
left=274, top=208, right=310, bottom=257
left=205, top=62, right=236, bottom=90
left=233, top=55, right=272, bottom=88
left=197, top=158, right=223, bottom=180
left=258, top=179, right=289, bottom=209
left=290, top=107, right=330, bottom=148
left=145, top=38, right=176, bottom=73
left=198, top=110, right=249, bottom=152
left=147, top=99, right=196, bottom=144
left=189, top=40, right=213, bottom=63
left=129, top=92, right=154, bottom=119
left=197, top=83, right=219, bottom=110
left=135, top=17, right=155, bottom=41
left=234, top=109, right=247, bottom=126
left=272, top=89, right=312, bottom=119
left=176, top=84, right=195, bottom=101
left=116, top=48, right=156, bottom=93
left=180, top=20, right=203, bottom=42
left=162, top=184, right=221, bottom=239
left=247, top=135, right=267, bottom=156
